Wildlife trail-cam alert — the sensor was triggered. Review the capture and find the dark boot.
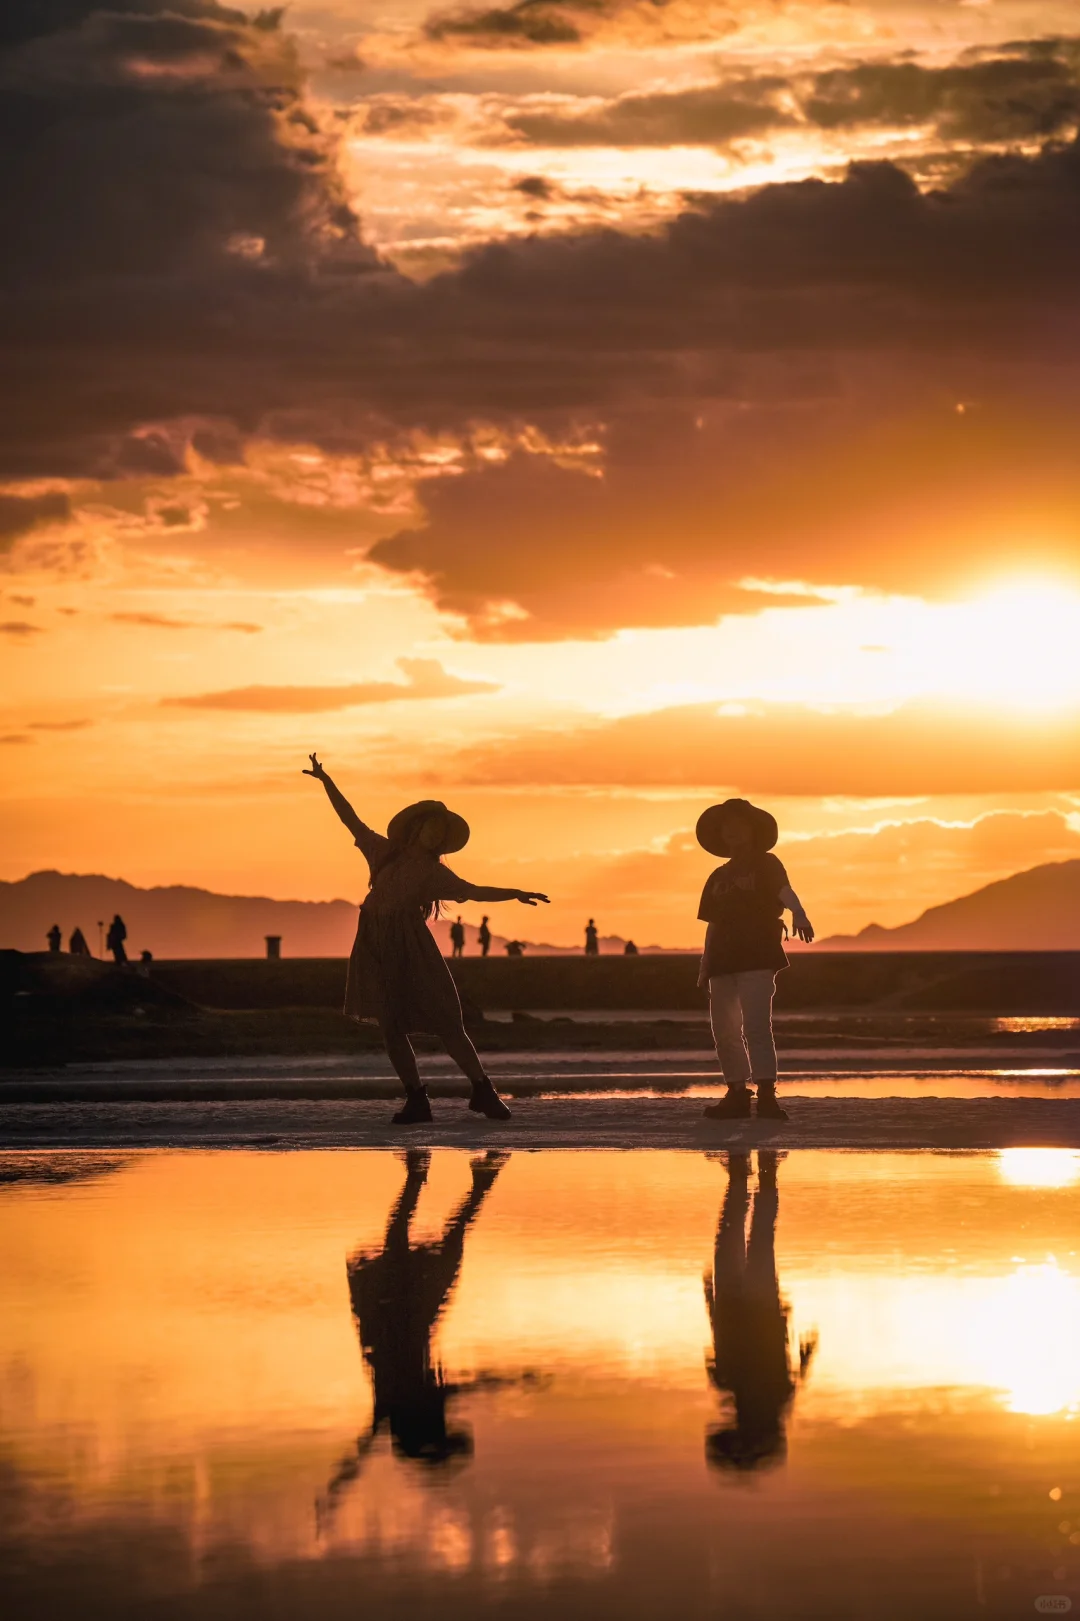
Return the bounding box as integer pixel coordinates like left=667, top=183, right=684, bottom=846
left=392, top=1087, right=433, bottom=1125
left=755, top=1084, right=789, bottom=1121
left=703, top=1086, right=752, bottom=1120
left=469, top=1078, right=512, bottom=1120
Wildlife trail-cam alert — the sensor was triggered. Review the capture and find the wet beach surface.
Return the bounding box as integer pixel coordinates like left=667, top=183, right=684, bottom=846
left=3, top=1147, right=1080, bottom=1620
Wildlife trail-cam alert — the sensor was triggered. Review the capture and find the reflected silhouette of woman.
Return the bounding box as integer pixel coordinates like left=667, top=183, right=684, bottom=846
left=321, top=1149, right=508, bottom=1515
left=704, top=1150, right=816, bottom=1472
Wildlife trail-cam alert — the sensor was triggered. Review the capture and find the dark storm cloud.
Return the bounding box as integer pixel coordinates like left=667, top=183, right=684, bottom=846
left=805, top=38, right=1080, bottom=143
left=505, top=38, right=1080, bottom=148
left=0, top=492, right=72, bottom=549
left=6, top=2, right=1080, bottom=636
left=424, top=0, right=590, bottom=47
left=0, top=0, right=381, bottom=479
left=508, top=77, right=792, bottom=146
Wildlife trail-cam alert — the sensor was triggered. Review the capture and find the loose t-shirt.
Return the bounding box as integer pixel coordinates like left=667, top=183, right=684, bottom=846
left=698, top=852, right=789, bottom=976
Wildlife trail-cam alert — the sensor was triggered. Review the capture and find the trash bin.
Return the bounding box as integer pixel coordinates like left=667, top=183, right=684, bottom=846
left=265, top=935, right=282, bottom=960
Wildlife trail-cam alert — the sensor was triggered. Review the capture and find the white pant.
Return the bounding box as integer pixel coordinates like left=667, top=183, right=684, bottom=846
left=708, top=970, right=778, bottom=1086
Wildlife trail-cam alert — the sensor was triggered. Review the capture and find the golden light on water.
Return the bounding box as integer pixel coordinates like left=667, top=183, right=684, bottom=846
left=997, top=1149, right=1080, bottom=1189
left=3, top=1149, right=1080, bottom=1611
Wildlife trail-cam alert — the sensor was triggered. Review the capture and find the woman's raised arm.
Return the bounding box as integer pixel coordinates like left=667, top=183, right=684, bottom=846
left=303, top=753, right=368, bottom=842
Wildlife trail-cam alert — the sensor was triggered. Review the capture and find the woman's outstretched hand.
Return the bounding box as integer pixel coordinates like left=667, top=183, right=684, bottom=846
left=792, top=911, right=815, bottom=944
left=516, top=890, right=550, bottom=906
left=303, top=752, right=326, bottom=780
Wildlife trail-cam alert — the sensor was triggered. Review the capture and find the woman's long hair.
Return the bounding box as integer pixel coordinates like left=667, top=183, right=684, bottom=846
left=369, top=823, right=444, bottom=919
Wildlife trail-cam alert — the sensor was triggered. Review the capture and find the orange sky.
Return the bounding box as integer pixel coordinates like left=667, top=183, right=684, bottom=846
left=3, top=0, right=1080, bottom=945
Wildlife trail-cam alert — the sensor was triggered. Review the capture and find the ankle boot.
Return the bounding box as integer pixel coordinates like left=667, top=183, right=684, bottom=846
left=469, top=1077, right=512, bottom=1120
left=754, top=1084, right=788, bottom=1121
left=392, top=1087, right=433, bottom=1125
left=703, top=1086, right=752, bottom=1120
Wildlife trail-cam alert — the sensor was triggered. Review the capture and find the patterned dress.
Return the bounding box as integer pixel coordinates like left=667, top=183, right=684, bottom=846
left=345, top=822, right=472, bottom=1035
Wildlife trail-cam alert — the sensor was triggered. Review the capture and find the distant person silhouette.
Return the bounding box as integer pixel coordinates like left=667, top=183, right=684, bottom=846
left=68, top=926, right=90, bottom=956
left=105, top=913, right=128, bottom=965
left=505, top=939, right=524, bottom=957
left=320, top=1149, right=508, bottom=1516
left=623, top=939, right=638, bottom=955
left=584, top=918, right=599, bottom=955
left=46, top=924, right=62, bottom=953
left=705, top=1150, right=816, bottom=1473
left=304, top=753, right=548, bottom=1125
left=449, top=915, right=466, bottom=958
left=696, top=799, right=814, bottom=1123
left=478, top=916, right=492, bottom=957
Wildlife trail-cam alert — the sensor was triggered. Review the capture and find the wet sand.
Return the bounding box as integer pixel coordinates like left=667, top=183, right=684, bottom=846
left=3, top=1093, right=1080, bottom=1150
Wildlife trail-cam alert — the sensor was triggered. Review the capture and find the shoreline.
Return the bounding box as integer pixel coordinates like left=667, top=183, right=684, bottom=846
left=3, top=1095, right=1080, bottom=1151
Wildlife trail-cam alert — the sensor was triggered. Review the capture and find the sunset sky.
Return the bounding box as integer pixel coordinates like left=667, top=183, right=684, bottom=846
left=4, top=0, right=1080, bottom=945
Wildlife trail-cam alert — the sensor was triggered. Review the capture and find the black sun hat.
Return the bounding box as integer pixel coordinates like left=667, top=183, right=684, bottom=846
left=696, top=798, right=779, bottom=858
left=387, top=799, right=470, bottom=855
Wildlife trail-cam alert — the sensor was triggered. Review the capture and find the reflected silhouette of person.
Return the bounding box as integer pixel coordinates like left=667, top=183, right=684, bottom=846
left=322, top=1149, right=508, bottom=1514
left=46, top=923, right=62, bottom=953
left=705, top=1150, right=816, bottom=1472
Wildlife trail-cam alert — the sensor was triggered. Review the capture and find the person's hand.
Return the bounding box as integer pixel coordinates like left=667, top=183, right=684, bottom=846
left=303, top=752, right=326, bottom=780
left=792, top=911, right=814, bottom=944
left=516, top=890, right=549, bottom=906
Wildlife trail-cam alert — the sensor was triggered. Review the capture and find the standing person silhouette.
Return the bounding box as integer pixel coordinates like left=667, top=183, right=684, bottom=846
left=68, top=926, right=90, bottom=956
left=704, top=1150, right=816, bottom=1472
left=449, top=916, right=466, bottom=958
left=320, top=1148, right=507, bottom=1514
left=105, top=914, right=128, bottom=965
left=46, top=924, right=62, bottom=953
left=695, top=799, right=814, bottom=1122
left=304, top=754, right=548, bottom=1125
left=584, top=918, right=599, bottom=955
left=478, top=916, right=492, bottom=957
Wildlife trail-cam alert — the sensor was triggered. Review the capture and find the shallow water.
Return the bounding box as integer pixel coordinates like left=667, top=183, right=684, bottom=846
left=3, top=1148, right=1080, bottom=1619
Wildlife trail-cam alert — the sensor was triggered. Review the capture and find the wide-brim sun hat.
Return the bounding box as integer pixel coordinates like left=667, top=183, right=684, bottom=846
left=387, top=799, right=470, bottom=855
left=696, top=798, right=778, bottom=857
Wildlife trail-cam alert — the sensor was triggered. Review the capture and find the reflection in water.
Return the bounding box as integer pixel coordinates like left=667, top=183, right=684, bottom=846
left=997, top=1148, right=1080, bottom=1189
left=322, top=1150, right=509, bottom=1517
left=0, top=1151, right=135, bottom=1189
left=705, top=1151, right=816, bottom=1471
left=3, top=1149, right=1080, bottom=1619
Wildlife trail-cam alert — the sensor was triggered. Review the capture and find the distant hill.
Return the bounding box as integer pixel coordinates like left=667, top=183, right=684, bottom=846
left=0, top=871, right=649, bottom=958
left=819, top=859, right=1080, bottom=950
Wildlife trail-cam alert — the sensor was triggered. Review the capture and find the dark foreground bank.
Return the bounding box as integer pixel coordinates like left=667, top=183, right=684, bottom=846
left=5, top=949, right=1080, bottom=1067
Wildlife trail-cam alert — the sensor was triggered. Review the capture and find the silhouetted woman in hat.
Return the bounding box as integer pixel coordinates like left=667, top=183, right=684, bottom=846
left=695, top=798, right=814, bottom=1121
left=305, top=753, right=548, bottom=1124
